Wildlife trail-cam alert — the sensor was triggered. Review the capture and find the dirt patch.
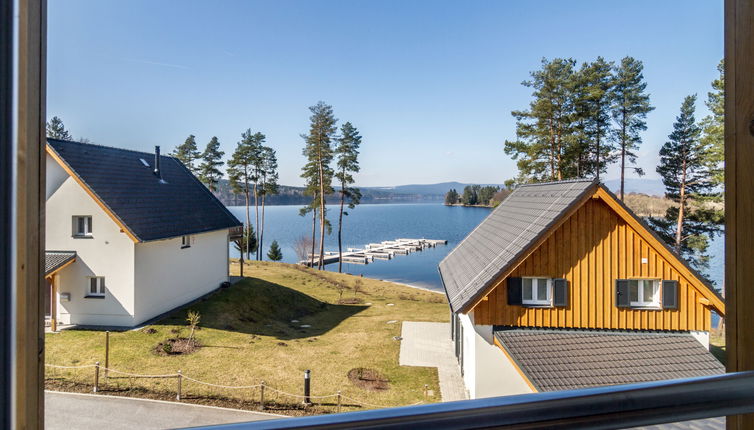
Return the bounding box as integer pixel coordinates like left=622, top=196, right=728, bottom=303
left=141, top=327, right=157, bottom=334
left=154, top=337, right=200, bottom=356
left=347, top=368, right=390, bottom=391
left=338, top=298, right=364, bottom=305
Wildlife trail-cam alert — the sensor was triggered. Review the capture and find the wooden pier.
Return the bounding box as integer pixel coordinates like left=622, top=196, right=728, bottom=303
left=301, top=238, right=447, bottom=267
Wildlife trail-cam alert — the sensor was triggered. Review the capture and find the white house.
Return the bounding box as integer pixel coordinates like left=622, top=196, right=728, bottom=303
left=44, top=139, right=242, bottom=328
left=439, top=180, right=725, bottom=399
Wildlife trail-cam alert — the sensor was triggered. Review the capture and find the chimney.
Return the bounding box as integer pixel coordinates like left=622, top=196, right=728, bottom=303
left=153, top=146, right=161, bottom=179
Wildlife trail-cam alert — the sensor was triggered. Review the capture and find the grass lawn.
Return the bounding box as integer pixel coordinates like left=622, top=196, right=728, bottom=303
left=45, top=261, right=449, bottom=414
left=710, top=329, right=726, bottom=365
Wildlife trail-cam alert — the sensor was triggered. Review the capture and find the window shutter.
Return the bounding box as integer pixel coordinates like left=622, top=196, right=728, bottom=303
left=616, top=279, right=630, bottom=308
left=662, top=280, right=679, bottom=309
left=553, top=279, right=568, bottom=307
left=507, top=277, right=523, bottom=305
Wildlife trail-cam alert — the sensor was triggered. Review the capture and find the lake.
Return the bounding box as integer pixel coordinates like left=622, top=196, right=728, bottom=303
left=228, top=203, right=725, bottom=293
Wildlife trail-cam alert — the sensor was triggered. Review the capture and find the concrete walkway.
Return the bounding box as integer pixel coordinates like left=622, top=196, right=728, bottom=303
left=399, top=321, right=468, bottom=402
left=45, top=391, right=283, bottom=430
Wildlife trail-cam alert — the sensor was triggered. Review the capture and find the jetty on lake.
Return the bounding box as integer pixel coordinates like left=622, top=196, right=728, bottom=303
left=301, top=238, right=447, bottom=267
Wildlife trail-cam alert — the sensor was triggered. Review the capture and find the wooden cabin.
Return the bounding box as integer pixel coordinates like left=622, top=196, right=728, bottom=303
left=438, top=179, right=725, bottom=399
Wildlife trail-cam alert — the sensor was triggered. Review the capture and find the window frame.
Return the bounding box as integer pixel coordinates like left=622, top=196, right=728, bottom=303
left=521, top=277, right=552, bottom=306
left=181, top=235, right=191, bottom=249
left=72, top=215, right=93, bottom=238
left=85, top=276, right=105, bottom=298
left=628, top=278, right=660, bottom=309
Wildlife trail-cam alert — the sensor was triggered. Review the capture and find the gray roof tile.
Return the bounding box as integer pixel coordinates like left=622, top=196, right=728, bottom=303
left=45, top=251, right=76, bottom=275
left=495, top=328, right=724, bottom=393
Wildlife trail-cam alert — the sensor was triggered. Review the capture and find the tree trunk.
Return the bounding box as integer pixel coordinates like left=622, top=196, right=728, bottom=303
left=310, top=206, right=317, bottom=267
left=620, top=110, right=627, bottom=201
left=260, top=191, right=266, bottom=261
left=595, top=129, right=601, bottom=182
left=244, top=187, right=250, bottom=261
left=338, top=179, right=345, bottom=273
left=675, top=158, right=687, bottom=253
left=317, top=151, right=326, bottom=270
left=254, top=181, right=260, bottom=260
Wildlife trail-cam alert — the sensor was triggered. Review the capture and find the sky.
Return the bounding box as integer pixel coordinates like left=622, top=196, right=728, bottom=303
left=47, top=0, right=724, bottom=187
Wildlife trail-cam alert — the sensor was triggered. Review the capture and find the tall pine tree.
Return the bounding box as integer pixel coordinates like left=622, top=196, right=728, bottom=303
left=504, top=58, right=577, bottom=181
left=579, top=57, right=616, bottom=180
left=611, top=57, right=654, bottom=200
left=301, top=101, right=337, bottom=269
left=172, top=135, right=201, bottom=174
left=259, top=145, right=279, bottom=261
left=334, top=122, right=362, bottom=273
left=198, top=136, right=224, bottom=192
left=227, top=130, right=259, bottom=260
left=46, top=116, right=72, bottom=140
left=701, top=60, right=724, bottom=187
left=651, top=95, right=720, bottom=276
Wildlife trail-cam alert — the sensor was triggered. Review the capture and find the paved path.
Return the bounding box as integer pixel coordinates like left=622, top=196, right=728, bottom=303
left=45, top=391, right=283, bottom=430
left=399, top=321, right=468, bottom=402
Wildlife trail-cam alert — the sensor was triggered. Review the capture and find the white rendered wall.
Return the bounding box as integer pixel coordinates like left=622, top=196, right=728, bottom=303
left=691, top=331, right=710, bottom=350
left=45, top=159, right=137, bottom=326
left=459, top=312, right=534, bottom=399
left=133, top=229, right=229, bottom=325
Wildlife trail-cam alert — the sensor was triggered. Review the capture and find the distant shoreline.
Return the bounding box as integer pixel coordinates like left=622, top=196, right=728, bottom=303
left=445, top=203, right=495, bottom=208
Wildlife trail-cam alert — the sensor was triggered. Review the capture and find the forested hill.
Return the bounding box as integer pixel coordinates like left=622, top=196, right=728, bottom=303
left=214, top=179, right=447, bottom=206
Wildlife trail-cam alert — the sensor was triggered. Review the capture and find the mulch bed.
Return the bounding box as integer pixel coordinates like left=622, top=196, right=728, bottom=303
left=347, top=368, right=390, bottom=391
left=154, top=337, right=200, bottom=356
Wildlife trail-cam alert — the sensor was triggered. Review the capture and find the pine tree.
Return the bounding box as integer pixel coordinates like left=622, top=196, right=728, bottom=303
left=701, top=60, right=724, bottom=187
left=651, top=95, right=720, bottom=275
left=233, top=223, right=258, bottom=262
left=444, top=189, right=459, bottom=205
left=267, top=240, right=283, bottom=261
left=611, top=57, right=654, bottom=200
left=334, top=122, right=362, bottom=273
left=227, top=130, right=260, bottom=260
left=198, top=137, right=225, bottom=192
left=172, top=135, right=201, bottom=174
left=504, top=58, right=578, bottom=181
left=301, top=101, right=337, bottom=269
left=579, top=57, right=616, bottom=180
left=46, top=116, right=72, bottom=140
left=259, top=145, right=279, bottom=261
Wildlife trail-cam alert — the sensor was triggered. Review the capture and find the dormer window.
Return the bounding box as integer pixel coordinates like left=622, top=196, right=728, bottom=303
left=616, top=279, right=666, bottom=309
left=181, top=235, right=191, bottom=249
left=72, top=216, right=92, bottom=238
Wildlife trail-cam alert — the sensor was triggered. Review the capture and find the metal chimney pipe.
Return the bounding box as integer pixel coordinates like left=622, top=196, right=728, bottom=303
left=154, top=146, right=161, bottom=178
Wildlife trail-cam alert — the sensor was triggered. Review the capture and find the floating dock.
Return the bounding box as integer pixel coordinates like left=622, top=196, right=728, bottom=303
left=301, top=238, right=447, bottom=267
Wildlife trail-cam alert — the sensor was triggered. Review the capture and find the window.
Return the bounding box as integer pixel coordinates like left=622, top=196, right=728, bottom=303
left=181, top=235, right=191, bottom=248
left=72, top=216, right=92, bottom=237
left=522, top=277, right=551, bottom=306
left=86, top=277, right=105, bottom=297
left=629, top=279, right=659, bottom=308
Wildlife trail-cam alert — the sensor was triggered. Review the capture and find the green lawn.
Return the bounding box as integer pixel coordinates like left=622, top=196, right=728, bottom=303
left=45, top=261, right=449, bottom=414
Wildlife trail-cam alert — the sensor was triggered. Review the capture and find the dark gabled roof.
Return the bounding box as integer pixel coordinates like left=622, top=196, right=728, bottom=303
left=45, top=251, right=76, bottom=275
left=495, top=327, right=724, bottom=392
left=439, top=179, right=598, bottom=312
left=47, top=139, right=241, bottom=242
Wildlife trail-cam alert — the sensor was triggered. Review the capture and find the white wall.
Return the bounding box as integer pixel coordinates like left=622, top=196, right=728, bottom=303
left=691, top=331, right=710, bottom=350
left=133, top=229, right=229, bottom=325
left=46, top=158, right=137, bottom=326
left=459, top=312, right=534, bottom=399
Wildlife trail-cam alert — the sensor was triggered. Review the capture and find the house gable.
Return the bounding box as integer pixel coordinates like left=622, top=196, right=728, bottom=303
left=471, top=188, right=723, bottom=332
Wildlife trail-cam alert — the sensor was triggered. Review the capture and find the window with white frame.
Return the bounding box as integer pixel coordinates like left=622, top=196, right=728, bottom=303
left=86, top=277, right=105, bottom=297
left=522, top=277, right=551, bottom=306
left=73, top=215, right=92, bottom=237
left=629, top=279, right=660, bottom=308
left=181, top=235, right=191, bottom=248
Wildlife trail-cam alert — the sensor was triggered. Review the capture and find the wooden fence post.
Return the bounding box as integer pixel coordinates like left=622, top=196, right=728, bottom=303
left=337, top=390, right=341, bottom=413
left=176, top=370, right=182, bottom=401
left=93, top=362, right=100, bottom=393
left=104, top=331, right=110, bottom=378
left=424, top=384, right=428, bottom=399
left=260, top=381, right=265, bottom=411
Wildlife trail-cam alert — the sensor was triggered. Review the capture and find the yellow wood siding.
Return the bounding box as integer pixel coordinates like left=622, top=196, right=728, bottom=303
left=473, top=197, right=713, bottom=331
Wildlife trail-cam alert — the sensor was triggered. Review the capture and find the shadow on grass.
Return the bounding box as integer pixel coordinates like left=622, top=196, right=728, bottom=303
left=153, top=277, right=367, bottom=340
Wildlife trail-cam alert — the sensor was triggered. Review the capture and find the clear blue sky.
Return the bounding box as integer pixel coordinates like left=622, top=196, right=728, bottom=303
left=47, top=0, right=723, bottom=187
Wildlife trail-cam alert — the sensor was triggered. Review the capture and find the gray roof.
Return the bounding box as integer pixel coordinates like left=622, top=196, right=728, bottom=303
left=48, top=139, right=241, bottom=242
left=629, top=417, right=724, bottom=430
left=495, top=328, right=724, bottom=392
left=439, top=179, right=598, bottom=312
left=45, top=251, right=76, bottom=275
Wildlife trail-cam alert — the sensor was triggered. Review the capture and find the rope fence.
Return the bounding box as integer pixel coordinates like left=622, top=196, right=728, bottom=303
left=44, top=362, right=429, bottom=412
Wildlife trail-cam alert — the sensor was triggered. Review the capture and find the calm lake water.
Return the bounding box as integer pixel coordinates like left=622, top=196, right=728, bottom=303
left=228, top=203, right=725, bottom=293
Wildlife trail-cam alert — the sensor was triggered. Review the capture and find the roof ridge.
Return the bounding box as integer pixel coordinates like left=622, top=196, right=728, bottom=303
left=517, top=178, right=598, bottom=188
left=47, top=138, right=180, bottom=160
